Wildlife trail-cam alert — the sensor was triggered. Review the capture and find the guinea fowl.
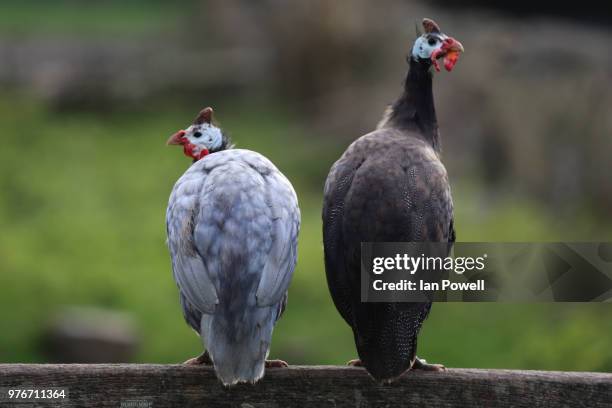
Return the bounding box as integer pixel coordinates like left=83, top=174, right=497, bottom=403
left=166, top=107, right=300, bottom=385
left=322, top=18, right=463, bottom=382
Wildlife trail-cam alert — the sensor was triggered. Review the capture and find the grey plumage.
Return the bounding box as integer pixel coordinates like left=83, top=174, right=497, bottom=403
left=167, top=149, right=300, bottom=385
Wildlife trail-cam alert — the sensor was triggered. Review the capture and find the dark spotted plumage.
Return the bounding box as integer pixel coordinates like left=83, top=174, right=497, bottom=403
left=323, top=44, right=456, bottom=382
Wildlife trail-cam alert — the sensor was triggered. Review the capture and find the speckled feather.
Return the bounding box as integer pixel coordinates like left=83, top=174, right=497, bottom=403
left=167, top=149, right=300, bottom=385
left=323, top=128, right=454, bottom=381
left=323, top=20, right=460, bottom=381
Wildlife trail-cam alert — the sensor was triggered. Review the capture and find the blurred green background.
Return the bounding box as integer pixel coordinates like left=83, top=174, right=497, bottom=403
left=1, top=0, right=611, bottom=371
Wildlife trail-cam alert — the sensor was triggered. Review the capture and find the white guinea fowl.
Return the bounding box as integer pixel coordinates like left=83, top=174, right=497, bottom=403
left=166, top=107, right=300, bottom=385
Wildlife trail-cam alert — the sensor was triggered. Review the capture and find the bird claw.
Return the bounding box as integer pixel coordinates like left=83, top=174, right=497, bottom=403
left=347, top=359, right=363, bottom=367
left=265, top=359, right=288, bottom=368
left=183, top=351, right=213, bottom=366
left=412, top=357, right=446, bottom=372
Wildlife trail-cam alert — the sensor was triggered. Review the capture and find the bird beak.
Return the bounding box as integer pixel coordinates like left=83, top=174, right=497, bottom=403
left=166, top=130, right=186, bottom=146
left=443, top=37, right=464, bottom=54
left=432, top=37, right=464, bottom=72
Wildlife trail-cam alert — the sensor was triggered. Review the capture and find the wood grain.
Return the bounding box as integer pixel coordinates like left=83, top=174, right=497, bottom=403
left=1, top=365, right=610, bottom=407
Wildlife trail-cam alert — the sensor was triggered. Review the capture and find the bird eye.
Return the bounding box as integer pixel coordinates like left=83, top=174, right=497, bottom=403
left=193, top=131, right=202, bottom=138
left=428, top=38, right=437, bottom=46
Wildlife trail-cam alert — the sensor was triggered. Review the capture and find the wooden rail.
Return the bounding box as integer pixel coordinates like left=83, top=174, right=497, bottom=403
left=1, top=364, right=611, bottom=407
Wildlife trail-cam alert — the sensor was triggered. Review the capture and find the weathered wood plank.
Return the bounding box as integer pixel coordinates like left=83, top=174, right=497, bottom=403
left=0, top=365, right=610, bottom=408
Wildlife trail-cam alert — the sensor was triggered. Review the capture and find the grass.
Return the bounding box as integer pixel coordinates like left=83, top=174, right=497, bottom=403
left=0, top=0, right=191, bottom=38
left=0, top=95, right=611, bottom=372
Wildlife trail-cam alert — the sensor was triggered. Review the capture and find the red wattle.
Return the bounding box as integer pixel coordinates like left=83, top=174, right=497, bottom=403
left=183, top=142, right=210, bottom=161
left=444, top=52, right=460, bottom=72
left=430, top=49, right=443, bottom=72
left=183, top=144, right=192, bottom=158
left=198, top=149, right=210, bottom=160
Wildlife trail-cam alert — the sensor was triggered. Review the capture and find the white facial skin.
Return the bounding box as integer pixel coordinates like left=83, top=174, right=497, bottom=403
left=183, top=123, right=224, bottom=152
left=411, top=33, right=448, bottom=60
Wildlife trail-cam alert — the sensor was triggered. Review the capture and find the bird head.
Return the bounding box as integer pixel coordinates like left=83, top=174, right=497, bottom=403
left=166, top=107, right=228, bottom=161
left=411, top=18, right=464, bottom=72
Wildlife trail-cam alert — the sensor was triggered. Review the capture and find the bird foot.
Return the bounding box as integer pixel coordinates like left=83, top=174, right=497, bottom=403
left=265, top=359, right=288, bottom=368
left=412, top=357, right=445, bottom=372
left=347, top=359, right=363, bottom=367
left=183, top=351, right=213, bottom=366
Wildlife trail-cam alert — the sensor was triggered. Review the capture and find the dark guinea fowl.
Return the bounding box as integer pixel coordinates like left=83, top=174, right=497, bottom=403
left=322, top=18, right=463, bottom=382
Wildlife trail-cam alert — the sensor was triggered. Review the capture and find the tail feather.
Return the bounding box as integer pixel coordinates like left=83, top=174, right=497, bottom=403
left=354, top=302, right=431, bottom=381
left=201, top=306, right=276, bottom=386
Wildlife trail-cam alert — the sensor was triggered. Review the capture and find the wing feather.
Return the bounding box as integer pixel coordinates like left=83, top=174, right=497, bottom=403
left=256, top=174, right=300, bottom=307
left=167, top=150, right=299, bottom=322
left=167, top=170, right=219, bottom=315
